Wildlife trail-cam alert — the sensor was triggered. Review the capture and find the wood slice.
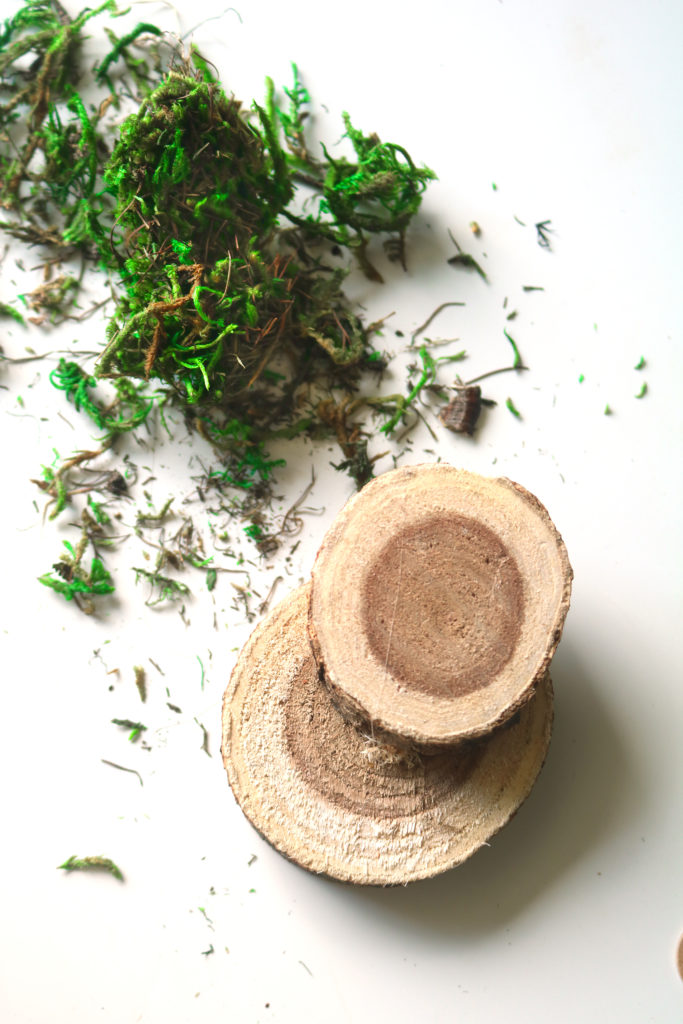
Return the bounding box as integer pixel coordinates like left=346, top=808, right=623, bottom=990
left=309, top=464, right=571, bottom=750
left=222, top=583, right=554, bottom=886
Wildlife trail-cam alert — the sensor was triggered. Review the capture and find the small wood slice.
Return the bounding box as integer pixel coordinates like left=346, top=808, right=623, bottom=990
left=309, top=464, right=572, bottom=749
left=222, top=583, right=554, bottom=886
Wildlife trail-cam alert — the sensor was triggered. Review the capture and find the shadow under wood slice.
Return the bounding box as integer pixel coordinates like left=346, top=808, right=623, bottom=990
left=222, top=583, right=554, bottom=886
left=308, top=464, right=572, bottom=750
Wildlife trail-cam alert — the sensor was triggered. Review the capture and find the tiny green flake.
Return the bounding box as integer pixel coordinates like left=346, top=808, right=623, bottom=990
left=634, top=356, right=646, bottom=370
left=0, top=302, right=25, bottom=324
left=635, top=382, right=648, bottom=399
left=578, top=374, right=585, bottom=383
left=243, top=523, right=263, bottom=540
left=505, top=397, right=522, bottom=419
left=604, top=404, right=612, bottom=415
left=58, top=855, right=124, bottom=881
left=87, top=495, right=110, bottom=525
left=503, top=328, right=522, bottom=369
left=198, top=906, right=214, bottom=926
left=206, top=568, right=217, bottom=592
left=112, top=718, right=147, bottom=742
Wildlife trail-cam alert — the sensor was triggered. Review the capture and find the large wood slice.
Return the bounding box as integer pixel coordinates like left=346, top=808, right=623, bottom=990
left=222, top=583, right=554, bottom=886
left=309, top=464, right=571, bottom=750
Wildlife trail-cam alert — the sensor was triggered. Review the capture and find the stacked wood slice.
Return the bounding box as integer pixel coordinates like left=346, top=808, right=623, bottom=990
left=222, top=464, right=572, bottom=885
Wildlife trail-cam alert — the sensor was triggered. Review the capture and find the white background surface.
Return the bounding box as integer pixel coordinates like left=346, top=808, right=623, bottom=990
left=1, top=1, right=682, bottom=1021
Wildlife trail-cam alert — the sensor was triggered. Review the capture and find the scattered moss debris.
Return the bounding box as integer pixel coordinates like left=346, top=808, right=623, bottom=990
left=535, top=220, right=553, bottom=249
left=136, top=499, right=174, bottom=526
left=374, top=346, right=467, bottom=436
left=38, top=511, right=115, bottom=613
left=58, top=855, right=124, bottom=881
left=37, top=360, right=157, bottom=520
left=133, top=567, right=191, bottom=607
left=101, top=757, right=143, bottom=786
left=505, top=397, right=522, bottom=419
left=38, top=544, right=114, bottom=606
left=634, top=356, right=646, bottom=370
left=503, top=328, right=523, bottom=369
left=409, top=300, right=465, bottom=347
left=447, top=229, right=487, bottom=281
left=111, top=718, right=147, bottom=742
left=195, top=718, right=211, bottom=756
left=0, top=302, right=25, bottom=324
left=635, top=382, right=648, bottom=399
left=1, top=4, right=439, bottom=521
left=2, top=2, right=559, bottom=593
left=198, top=905, right=214, bottom=927
left=134, top=665, right=147, bottom=702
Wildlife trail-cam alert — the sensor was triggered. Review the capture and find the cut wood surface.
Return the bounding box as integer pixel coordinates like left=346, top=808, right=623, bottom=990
left=222, top=583, right=554, bottom=886
left=309, top=464, right=572, bottom=749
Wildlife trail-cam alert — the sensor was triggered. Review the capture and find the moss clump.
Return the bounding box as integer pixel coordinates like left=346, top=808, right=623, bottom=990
left=292, top=113, right=436, bottom=279
left=96, top=68, right=391, bottom=417
left=105, top=74, right=290, bottom=257
left=1, top=8, right=437, bottom=506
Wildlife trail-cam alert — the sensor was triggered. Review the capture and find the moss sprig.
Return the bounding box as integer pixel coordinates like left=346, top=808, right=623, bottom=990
left=58, top=854, right=123, bottom=880
left=38, top=517, right=115, bottom=613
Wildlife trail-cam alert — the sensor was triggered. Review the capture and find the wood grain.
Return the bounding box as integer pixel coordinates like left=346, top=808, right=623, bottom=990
left=309, top=464, right=572, bottom=749
left=222, top=583, right=554, bottom=886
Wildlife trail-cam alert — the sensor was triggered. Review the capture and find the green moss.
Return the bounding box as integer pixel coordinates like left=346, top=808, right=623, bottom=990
left=58, top=855, right=123, bottom=880
left=39, top=541, right=114, bottom=604
left=2, top=12, right=437, bottom=508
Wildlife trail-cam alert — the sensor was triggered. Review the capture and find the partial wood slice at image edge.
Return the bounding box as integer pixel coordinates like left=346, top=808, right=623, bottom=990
left=222, top=584, right=554, bottom=887
left=309, top=463, right=572, bottom=750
